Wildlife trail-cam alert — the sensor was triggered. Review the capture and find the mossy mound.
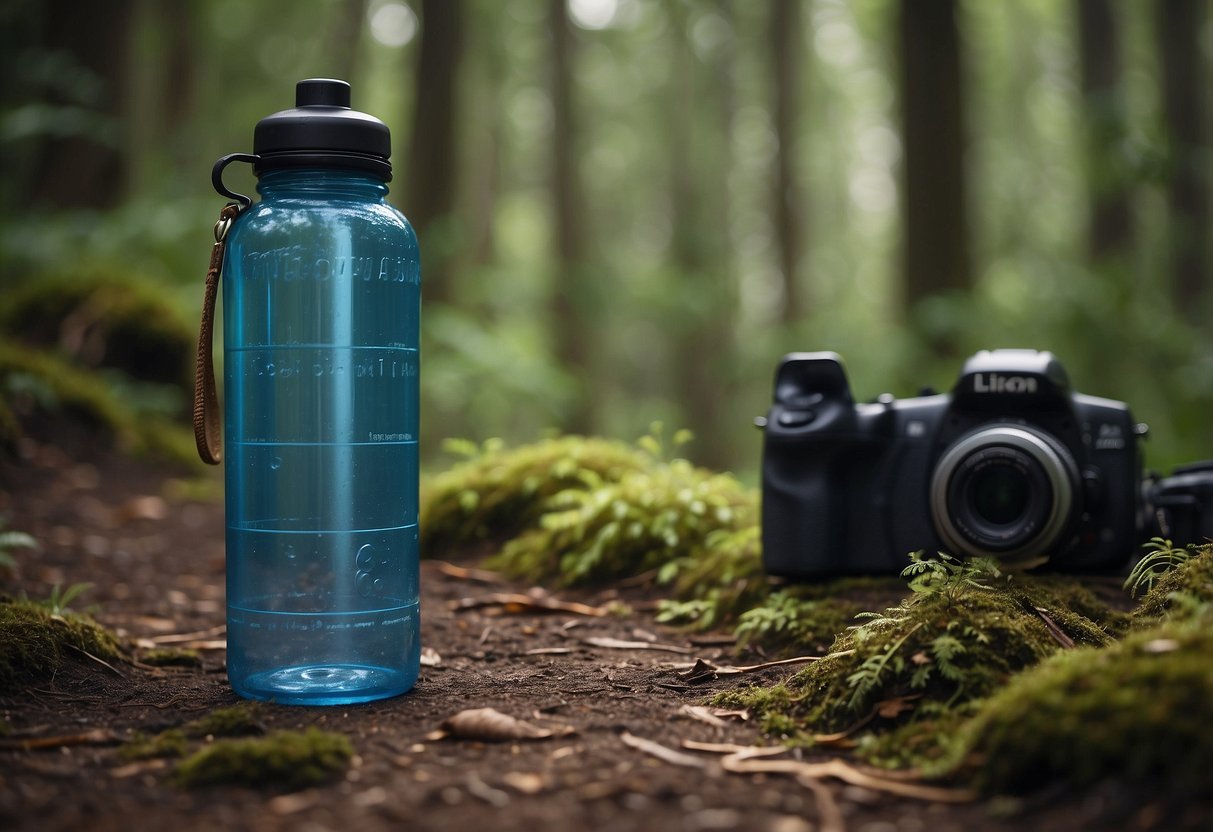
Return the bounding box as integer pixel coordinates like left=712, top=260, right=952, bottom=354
left=951, top=610, right=1213, bottom=795
left=0, top=598, right=126, bottom=692
left=0, top=339, right=197, bottom=464
left=420, top=435, right=655, bottom=554
left=1132, top=546, right=1213, bottom=626
left=717, top=558, right=1114, bottom=737
left=174, top=728, right=353, bottom=789
left=489, top=455, right=756, bottom=587
left=422, top=432, right=760, bottom=598
left=0, top=274, right=195, bottom=392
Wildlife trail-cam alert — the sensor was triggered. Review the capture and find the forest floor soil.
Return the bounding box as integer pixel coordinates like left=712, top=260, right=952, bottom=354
left=0, top=429, right=1202, bottom=832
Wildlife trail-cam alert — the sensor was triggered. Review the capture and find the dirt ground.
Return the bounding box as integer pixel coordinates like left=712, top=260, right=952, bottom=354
left=0, top=427, right=1206, bottom=832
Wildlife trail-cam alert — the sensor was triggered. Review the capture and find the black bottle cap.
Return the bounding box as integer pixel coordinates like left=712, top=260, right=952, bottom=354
left=252, top=79, right=392, bottom=180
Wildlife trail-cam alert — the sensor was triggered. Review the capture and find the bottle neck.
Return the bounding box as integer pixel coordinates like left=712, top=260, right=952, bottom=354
left=256, top=167, right=389, bottom=201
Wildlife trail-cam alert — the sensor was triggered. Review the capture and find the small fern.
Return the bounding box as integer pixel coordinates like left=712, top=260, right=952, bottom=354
left=0, top=524, right=37, bottom=571
left=1124, top=537, right=1195, bottom=598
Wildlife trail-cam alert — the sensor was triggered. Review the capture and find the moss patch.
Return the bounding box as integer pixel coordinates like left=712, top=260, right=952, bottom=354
left=420, top=435, right=656, bottom=554
left=716, top=557, right=1113, bottom=737
left=139, top=648, right=202, bottom=668
left=174, top=728, right=353, bottom=789
left=950, top=610, right=1213, bottom=794
left=0, top=598, right=126, bottom=692
left=423, top=434, right=767, bottom=634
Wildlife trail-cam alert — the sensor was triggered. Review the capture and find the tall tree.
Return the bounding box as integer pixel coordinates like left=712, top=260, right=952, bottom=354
left=1076, top=0, right=1133, bottom=263
left=16, top=0, right=136, bottom=209
left=667, top=2, right=738, bottom=469
left=1156, top=0, right=1211, bottom=322
left=898, top=0, right=971, bottom=331
left=770, top=0, right=805, bottom=325
left=326, top=0, right=369, bottom=87
left=548, top=0, right=595, bottom=434
left=405, top=0, right=465, bottom=305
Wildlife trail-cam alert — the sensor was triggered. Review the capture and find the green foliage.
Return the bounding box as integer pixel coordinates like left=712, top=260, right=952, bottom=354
left=174, top=728, right=354, bottom=790
left=0, top=272, right=195, bottom=394
left=731, top=591, right=864, bottom=654
left=420, top=434, right=655, bottom=554
left=948, top=608, right=1213, bottom=794
left=0, top=594, right=125, bottom=691
left=1131, top=545, right=1213, bottom=626
left=0, top=521, right=37, bottom=571
left=424, top=430, right=759, bottom=593
left=1125, top=537, right=1197, bottom=598
left=489, top=451, right=755, bottom=587
left=901, top=551, right=1002, bottom=599
left=0, top=338, right=197, bottom=465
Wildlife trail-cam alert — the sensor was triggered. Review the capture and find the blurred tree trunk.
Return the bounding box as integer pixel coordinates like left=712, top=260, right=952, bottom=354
left=326, top=0, right=368, bottom=86
left=898, top=0, right=971, bottom=337
left=548, top=0, right=596, bottom=434
left=668, top=2, right=737, bottom=469
left=771, top=0, right=805, bottom=325
left=1077, top=0, right=1133, bottom=263
left=1156, top=0, right=1211, bottom=322
left=23, top=0, right=136, bottom=209
left=405, top=0, right=465, bottom=306
left=468, top=6, right=506, bottom=267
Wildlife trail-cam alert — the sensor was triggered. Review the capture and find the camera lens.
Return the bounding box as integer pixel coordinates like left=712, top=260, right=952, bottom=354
left=930, top=426, right=1079, bottom=563
left=971, top=465, right=1030, bottom=525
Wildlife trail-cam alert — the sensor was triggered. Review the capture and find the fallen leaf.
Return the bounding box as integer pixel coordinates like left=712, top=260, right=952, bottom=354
left=439, top=708, right=574, bottom=742
left=875, top=694, right=921, bottom=719
left=501, top=771, right=547, bottom=795
left=114, top=495, right=168, bottom=524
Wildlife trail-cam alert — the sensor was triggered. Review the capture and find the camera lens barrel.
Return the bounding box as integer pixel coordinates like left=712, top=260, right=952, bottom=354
left=930, top=426, right=1080, bottom=564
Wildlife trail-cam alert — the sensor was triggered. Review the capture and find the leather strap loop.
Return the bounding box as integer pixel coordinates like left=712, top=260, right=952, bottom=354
left=193, top=203, right=241, bottom=465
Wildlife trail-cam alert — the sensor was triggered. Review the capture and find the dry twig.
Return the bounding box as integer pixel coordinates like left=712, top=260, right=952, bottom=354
left=449, top=593, right=610, bottom=617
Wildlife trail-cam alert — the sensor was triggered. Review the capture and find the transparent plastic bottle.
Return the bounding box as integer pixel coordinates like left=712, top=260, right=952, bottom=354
left=216, top=80, right=420, bottom=705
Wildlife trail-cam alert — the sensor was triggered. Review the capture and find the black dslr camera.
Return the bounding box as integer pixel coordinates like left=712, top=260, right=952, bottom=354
left=760, top=349, right=1213, bottom=578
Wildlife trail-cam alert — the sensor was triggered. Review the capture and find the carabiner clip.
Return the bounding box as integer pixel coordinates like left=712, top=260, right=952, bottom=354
left=212, top=153, right=260, bottom=210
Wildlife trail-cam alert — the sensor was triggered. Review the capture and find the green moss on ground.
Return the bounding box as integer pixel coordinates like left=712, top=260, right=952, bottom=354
left=121, top=703, right=266, bottom=762
left=139, top=647, right=202, bottom=668
left=0, top=597, right=126, bottom=692
left=122, top=729, right=190, bottom=761
left=185, top=703, right=266, bottom=738
left=174, top=728, right=353, bottom=789
left=948, top=609, right=1213, bottom=794
left=423, top=433, right=766, bottom=630
left=716, top=556, right=1113, bottom=738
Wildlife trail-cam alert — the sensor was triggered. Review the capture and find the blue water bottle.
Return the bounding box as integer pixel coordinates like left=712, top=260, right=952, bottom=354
left=201, top=79, right=420, bottom=705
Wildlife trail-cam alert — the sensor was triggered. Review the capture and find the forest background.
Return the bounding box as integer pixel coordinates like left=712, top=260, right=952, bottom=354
left=1, top=0, right=1211, bottom=481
